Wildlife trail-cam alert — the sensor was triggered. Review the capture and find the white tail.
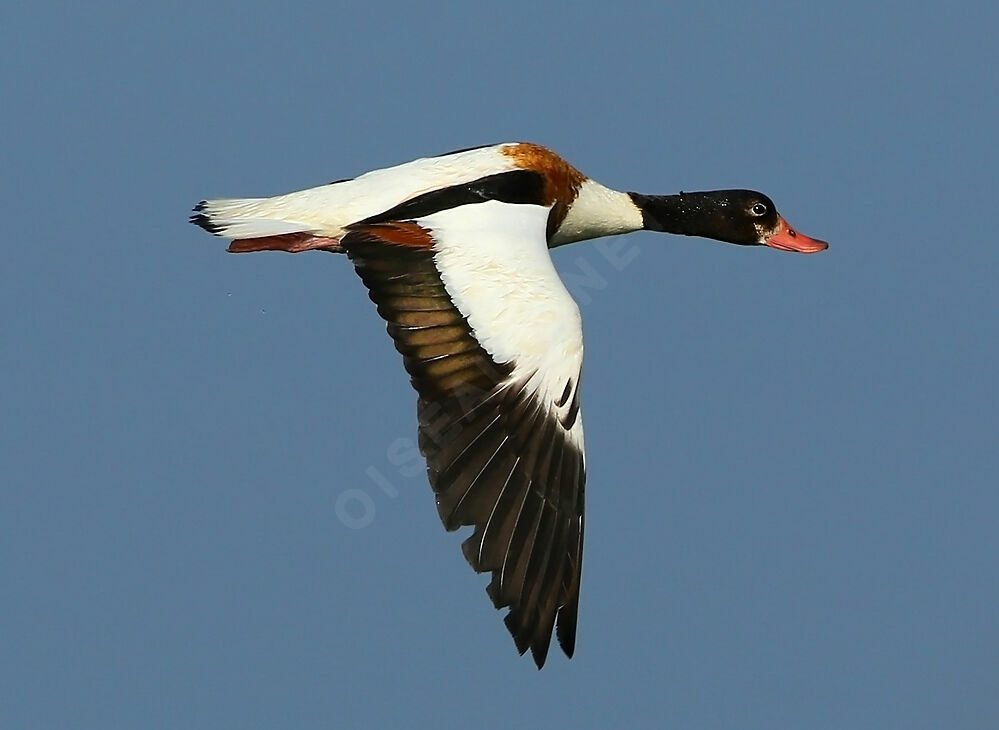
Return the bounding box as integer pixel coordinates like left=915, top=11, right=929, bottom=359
left=190, top=198, right=315, bottom=239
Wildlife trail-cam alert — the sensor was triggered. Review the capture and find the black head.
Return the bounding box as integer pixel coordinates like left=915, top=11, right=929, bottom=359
left=629, top=189, right=827, bottom=253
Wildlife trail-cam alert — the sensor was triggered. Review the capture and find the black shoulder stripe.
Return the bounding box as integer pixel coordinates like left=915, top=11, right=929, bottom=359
left=361, top=169, right=547, bottom=225
left=438, top=142, right=498, bottom=156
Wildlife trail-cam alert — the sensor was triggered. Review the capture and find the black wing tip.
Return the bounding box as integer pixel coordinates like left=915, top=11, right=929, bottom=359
left=556, top=614, right=577, bottom=658
left=504, top=611, right=533, bottom=655
left=531, top=639, right=552, bottom=670
left=532, top=651, right=546, bottom=670
left=189, top=202, right=224, bottom=234
left=503, top=608, right=573, bottom=669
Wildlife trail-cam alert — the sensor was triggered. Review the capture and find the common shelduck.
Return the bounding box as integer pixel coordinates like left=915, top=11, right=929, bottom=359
left=191, top=142, right=827, bottom=668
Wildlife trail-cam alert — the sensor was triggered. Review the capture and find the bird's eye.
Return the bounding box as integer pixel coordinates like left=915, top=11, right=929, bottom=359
left=751, top=203, right=767, bottom=216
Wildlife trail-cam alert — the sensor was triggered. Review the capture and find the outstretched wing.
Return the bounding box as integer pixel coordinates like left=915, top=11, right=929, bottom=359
left=341, top=196, right=585, bottom=668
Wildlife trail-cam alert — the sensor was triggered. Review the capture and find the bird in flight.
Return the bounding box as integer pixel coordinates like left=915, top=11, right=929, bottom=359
left=191, top=142, right=827, bottom=668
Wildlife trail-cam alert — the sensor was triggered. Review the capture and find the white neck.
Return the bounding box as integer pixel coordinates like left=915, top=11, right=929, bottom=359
left=549, top=179, right=644, bottom=247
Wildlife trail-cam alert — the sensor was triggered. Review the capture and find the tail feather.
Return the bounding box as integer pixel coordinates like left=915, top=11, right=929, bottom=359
left=190, top=199, right=314, bottom=239
left=190, top=199, right=342, bottom=253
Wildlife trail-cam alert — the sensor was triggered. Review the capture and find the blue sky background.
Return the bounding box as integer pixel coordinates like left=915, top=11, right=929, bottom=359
left=3, top=2, right=997, bottom=728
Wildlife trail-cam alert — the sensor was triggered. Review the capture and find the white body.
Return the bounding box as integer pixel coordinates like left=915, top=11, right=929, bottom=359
left=196, top=143, right=644, bottom=248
